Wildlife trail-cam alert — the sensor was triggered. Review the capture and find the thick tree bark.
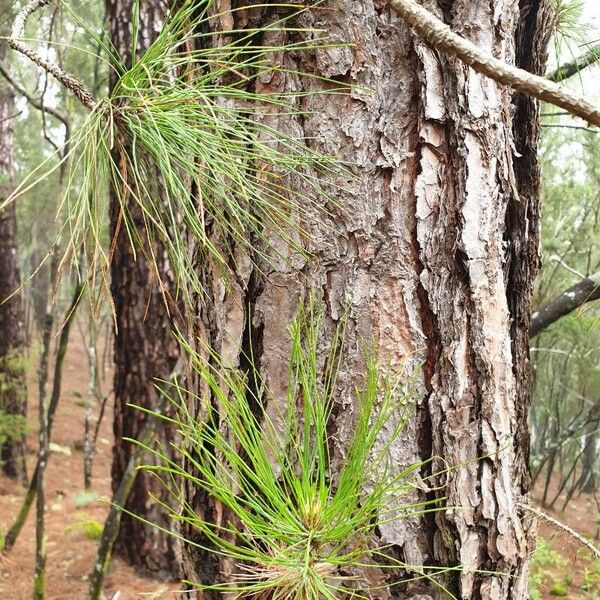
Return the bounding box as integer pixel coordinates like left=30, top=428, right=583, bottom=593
left=179, top=2, right=550, bottom=599
left=107, top=0, right=180, bottom=579
left=0, top=13, right=28, bottom=484
left=530, top=273, right=600, bottom=337
left=509, top=0, right=554, bottom=494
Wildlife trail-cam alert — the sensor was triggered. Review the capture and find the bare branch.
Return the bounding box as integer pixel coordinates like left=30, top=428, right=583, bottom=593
left=530, top=273, right=600, bottom=337
left=0, top=110, right=23, bottom=124
left=0, top=62, right=68, bottom=129
left=388, top=0, right=600, bottom=127
left=518, top=502, right=600, bottom=559
left=541, top=124, right=600, bottom=134
left=547, top=43, right=600, bottom=83
left=9, top=0, right=97, bottom=110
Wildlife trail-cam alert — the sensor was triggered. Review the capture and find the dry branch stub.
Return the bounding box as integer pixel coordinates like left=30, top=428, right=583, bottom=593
left=9, top=0, right=97, bottom=110
left=388, top=0, right=600, bottom=127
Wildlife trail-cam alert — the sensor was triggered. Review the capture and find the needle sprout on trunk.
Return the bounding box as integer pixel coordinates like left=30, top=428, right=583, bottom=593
left=132, top=302, right=456, bottom=599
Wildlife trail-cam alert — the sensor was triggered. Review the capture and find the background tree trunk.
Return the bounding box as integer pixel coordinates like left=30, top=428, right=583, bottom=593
left=178, top=2, right=552, bottom=599
left=0, top=8, right=28, bottom=485
left=107, top=0, right=181, bottom=579
left=579, top=400, right=599, bottom=494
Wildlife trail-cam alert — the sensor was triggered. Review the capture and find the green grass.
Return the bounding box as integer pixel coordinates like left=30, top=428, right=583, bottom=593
left=528, top=536, right=600, bottom=600
left=67, top=514, right=104, bottom=541
left=131, top=301, right=455, bottom=599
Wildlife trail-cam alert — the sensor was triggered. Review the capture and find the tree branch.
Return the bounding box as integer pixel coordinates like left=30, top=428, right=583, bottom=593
left=388, top=0, right=600, bottom=127
left=9, top=0, right=97, bottom=110
left=541, top=124, right=600, bottom=134
left=530, top=273, right=600, bottom=337
left=518, top=502, right=600, bottom=559
left=0, top=62, right=69, bottom=130
left=547, top=43, right=600, bottom=83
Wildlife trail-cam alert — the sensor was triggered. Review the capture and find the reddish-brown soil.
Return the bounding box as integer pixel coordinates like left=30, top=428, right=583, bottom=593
left=532, top=476, right=600, bottom=599
left=0, top=325, right=182, bottom=599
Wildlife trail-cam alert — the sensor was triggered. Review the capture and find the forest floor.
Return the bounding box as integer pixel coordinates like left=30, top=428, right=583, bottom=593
left=0, top=325, right=182, bottom=600
left=0, top=323, right=598, bottom=599
left=531, top=480, right=600, bottom=599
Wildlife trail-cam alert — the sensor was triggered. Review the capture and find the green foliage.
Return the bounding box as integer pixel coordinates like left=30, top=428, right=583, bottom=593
left=7, top=0, right=349, bottom=308
left=528, top=538, right=600, bottom=600
left=0, top=348, right=29, bottom=384
left=0, top=411, right=27, bottom=455
left=530, top=537, right=569, bottom=600
left=82, top=520, right=104, bottom=541
left=68, top=514, right=104, bottom=541
left=581, top=559, right=600, bottom=593
left=549, top=578, right=570, bottom=596
left=550, top=0, right=599, bottom=67
left=134, top=303, right=451, bottom=598
left=73, top=491, right=99, bottom=509
left=0, top=350, right=28, bottom=460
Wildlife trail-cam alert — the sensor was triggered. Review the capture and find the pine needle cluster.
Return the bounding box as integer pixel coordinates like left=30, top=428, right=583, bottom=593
left=6, top=0, right=347, bottom=306
left=135, top=304, right=453, bottom=599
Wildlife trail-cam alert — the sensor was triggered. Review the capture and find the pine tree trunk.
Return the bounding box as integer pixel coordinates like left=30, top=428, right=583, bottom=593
left=179, top=1, right=551, bottom=598
left=107, top=0, right=181, bottom=579
left=0, top=22, right=28, bottom=485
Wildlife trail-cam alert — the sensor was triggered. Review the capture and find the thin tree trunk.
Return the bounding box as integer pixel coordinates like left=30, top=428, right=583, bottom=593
left=106, top=0, right=181, bottom=578
left=0, top=14, right=28, bottom=485
left=578, top=401, right=599, bottom=495
left=83, top=318, right=98, bottom=490
left=3, top=276, right=82, bottom=551
left=31, top=250, right=58, bottom=600
left=178, top=2, right=551, bottom=599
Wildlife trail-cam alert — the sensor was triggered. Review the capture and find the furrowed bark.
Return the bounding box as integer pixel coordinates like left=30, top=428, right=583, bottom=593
left=178, top=2, right=547, bottom=599
left=107, top=0, right=181, bottom=579
left=507, top=0, right=554, bottom=535
left=530, top=273, right=600, bottom=337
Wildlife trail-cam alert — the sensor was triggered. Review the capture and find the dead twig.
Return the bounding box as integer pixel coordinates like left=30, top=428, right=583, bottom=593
left=389, top=0, right=600, bottom=127
left=9, top=0, right=97, bottom=110
left=518, top=502, right=600, bottom=560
